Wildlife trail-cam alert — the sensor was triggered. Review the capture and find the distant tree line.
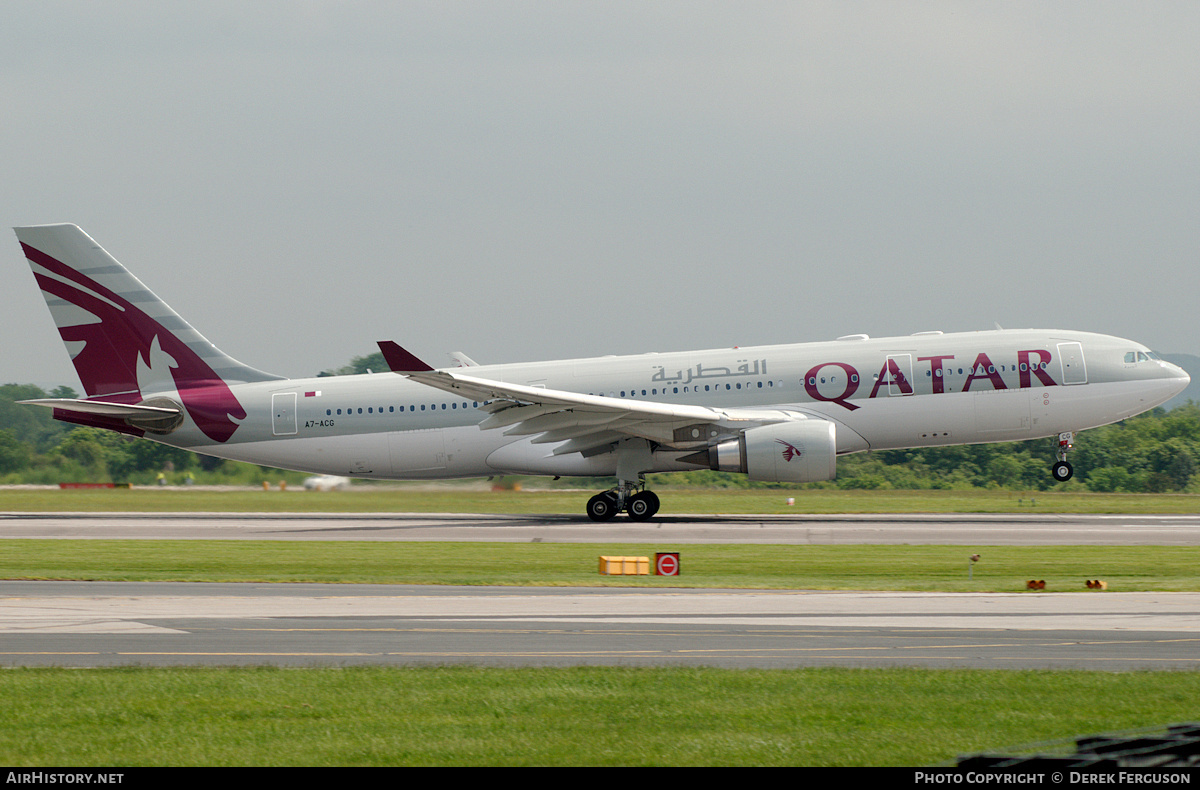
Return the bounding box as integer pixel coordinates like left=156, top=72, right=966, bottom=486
left=318, top=352, right=386, bottom=377
left=2, top=379, right=1197, bottom=492
left=0, top=384, right=304, bottom=486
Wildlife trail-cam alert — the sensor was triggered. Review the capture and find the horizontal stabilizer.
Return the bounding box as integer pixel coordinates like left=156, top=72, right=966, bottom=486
left=19, top=398, right=180, bottom=418
left=19, top=397, right=184, bottom=434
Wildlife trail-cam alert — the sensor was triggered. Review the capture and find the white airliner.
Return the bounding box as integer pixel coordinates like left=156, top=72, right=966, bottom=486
left=14, top=224, right=1190, bottom=520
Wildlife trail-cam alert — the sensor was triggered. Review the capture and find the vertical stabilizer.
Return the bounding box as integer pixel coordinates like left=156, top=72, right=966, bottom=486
left=14, top=224, right=281, bottom=442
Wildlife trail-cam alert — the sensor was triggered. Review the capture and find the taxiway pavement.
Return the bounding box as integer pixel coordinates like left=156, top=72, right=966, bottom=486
left=2, top=512, right=1197, bottom=669
left=2, top=581, right=1198, bottom=670
left=4, top=511, right=1200, bottom=544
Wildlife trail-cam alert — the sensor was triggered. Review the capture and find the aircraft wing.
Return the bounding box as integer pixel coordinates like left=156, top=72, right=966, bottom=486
left=378, top=341, right=796, bottom=455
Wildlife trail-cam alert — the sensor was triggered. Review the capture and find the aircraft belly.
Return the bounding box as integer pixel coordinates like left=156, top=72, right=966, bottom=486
left=389, top=426, right=497, bottom=478
left=840, top=393, right=977, bottom=450
left=194, top=428, right=500, bottom=480
left=973, top=389, right=1032, bottom=436
left=389, top=429, right=446, bottom=474
left=200, top=434, right=390, bottom=478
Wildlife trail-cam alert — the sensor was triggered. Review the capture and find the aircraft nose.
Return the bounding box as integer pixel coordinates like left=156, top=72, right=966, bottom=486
left=1166, top=361, right=1191, bottom=391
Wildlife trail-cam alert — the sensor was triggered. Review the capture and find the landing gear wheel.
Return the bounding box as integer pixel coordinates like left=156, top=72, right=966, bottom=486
left=1052, top=461, right=1073, bottom=482
left=626, top=490, right=660, bottom=521
left=586, top=492, right=619, bottom=522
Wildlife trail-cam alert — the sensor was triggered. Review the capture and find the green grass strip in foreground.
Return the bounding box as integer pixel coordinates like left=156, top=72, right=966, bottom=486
left=3, top=540, right=1200, bottom=591
left=1, top=667, right=1198, bottom=766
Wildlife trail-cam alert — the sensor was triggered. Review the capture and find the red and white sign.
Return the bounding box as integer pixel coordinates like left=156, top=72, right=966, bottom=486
left=655, top=552, right=680, bottom=576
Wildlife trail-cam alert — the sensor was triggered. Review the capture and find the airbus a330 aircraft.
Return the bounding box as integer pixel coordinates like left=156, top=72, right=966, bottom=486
left=14, top=224, right=1190, bottom=521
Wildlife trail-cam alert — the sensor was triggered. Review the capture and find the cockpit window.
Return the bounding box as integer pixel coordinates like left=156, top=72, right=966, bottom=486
left=1126, top=351, right=1160, bottom=363
left=1125, top=352, right=1136, bottom=363
left=1146, top=351, right=1162, bottom=361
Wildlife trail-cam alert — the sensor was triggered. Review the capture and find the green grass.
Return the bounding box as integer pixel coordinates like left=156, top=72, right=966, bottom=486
left=3, top=486, right=1200, bottom=513
left=3, top=540, right=1198, bottom=591
left=1, top=666, right=1197, bottom=766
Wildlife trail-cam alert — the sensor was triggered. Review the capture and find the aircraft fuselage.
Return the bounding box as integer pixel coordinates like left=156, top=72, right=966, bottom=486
left=159, top=329, right=1187, bottom=480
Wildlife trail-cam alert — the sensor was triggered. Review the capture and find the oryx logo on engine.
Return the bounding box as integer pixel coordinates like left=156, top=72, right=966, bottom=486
left=777, top=440, right=803, bottom=462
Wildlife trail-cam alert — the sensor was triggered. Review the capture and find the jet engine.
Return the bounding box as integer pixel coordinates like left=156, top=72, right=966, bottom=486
left=689, top=420, right=837, bottom=483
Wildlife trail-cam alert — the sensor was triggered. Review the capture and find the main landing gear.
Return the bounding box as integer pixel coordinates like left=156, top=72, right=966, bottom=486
left=586, top=478, right=660, bottom=522
left=1051, top=431, right=1074, bottom=482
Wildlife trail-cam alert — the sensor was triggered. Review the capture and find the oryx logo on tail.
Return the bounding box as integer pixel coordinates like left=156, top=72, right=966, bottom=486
left=14, top=226, right=280, bottom=443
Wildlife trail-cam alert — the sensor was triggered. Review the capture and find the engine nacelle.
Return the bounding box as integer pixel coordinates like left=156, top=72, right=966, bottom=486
left=705, top=420, right=837, bottom=483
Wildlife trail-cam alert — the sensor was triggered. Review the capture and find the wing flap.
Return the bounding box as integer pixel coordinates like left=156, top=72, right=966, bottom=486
left=479, top=403, right=565, bottom=429
left=502, top=410, right=628, bottom=436
left=550, top=431, right=629, bottom=456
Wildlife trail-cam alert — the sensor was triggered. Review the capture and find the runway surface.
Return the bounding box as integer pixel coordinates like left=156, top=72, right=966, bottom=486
left=2, top=512, right=1197, bottom=670
left=3, top=581, right=1199, bottom=670
left=5, top=511, right=1200, bottom=544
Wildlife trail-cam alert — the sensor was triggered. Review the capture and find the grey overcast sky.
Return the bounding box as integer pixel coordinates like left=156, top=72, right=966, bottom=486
left=3, top=2, right=1198, bottom=387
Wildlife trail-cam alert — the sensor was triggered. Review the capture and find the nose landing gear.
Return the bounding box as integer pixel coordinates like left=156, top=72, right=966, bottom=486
left=1051, top=432, right=1074, bottom=482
